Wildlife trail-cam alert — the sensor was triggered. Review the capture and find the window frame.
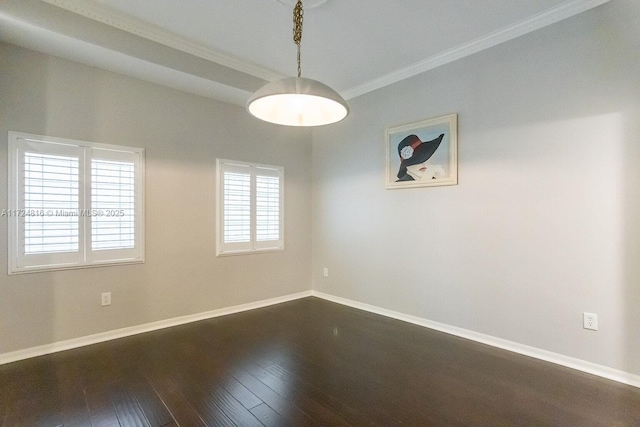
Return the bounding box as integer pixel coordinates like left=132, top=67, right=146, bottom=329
left=216, top=158, right=284, bottom=256
left=7, top=132, right=145, bottom=274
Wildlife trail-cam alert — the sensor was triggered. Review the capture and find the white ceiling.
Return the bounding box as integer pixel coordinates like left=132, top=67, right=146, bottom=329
left=0, top=0, right=611, bottom=106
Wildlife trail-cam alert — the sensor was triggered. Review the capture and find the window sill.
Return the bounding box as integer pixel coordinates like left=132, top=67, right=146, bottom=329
left=8, top=259, right=145, bottom=275
left=216, top=247, right=284, bottom=257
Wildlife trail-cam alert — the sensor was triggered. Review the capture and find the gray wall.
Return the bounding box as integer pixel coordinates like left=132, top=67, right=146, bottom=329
left=0, top=43, right=312, bottom=354
left=312, top=0, right=640, bottom=375
left=1, top=0, right=639, bottom=378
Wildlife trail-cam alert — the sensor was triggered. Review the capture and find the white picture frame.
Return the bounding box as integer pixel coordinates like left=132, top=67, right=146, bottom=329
left=385, top=113, right=458, bottom=189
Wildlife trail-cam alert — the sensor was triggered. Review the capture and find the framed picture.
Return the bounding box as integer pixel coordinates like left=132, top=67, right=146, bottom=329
left=385, top=113, right=457, bottom=189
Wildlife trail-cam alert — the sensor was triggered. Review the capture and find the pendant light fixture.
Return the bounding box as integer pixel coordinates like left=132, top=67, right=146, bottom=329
left=247, top=0, right=349, bottom=126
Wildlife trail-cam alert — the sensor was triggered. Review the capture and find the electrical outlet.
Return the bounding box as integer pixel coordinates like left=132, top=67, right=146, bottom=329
left=583, top=312, right=598, bottom=330
left=101, top=292, right=111, bottom=307
left=323, top=267, right=329, bottom=277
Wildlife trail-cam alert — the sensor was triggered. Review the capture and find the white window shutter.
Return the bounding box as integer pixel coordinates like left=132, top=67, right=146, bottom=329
left=217, top=159, right=284, bottom=255
left=87, top=147, right=143, bottom=264
left=254, top=167, right=283, bottom=250
left=91, top=158, right=135, bottom=250
left=11, top=137, right=85, bottom=270
left=8, top=132, right=144, bottom=274
left=218, top=162, right=253, bottom=253
left=24, top=152, right=80, bottom=254
left=223, top=171, right=251, bottom=244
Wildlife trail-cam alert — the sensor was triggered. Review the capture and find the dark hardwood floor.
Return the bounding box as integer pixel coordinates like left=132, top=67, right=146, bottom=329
left=1, top=297, right=639, bottom=426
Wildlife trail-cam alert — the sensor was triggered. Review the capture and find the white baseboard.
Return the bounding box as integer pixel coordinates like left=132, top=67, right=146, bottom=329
left=4, top=289, right=639, bottom=390
left=312, top=290, right=640, bottom=389
left=0, top=290, right=312, bottom=366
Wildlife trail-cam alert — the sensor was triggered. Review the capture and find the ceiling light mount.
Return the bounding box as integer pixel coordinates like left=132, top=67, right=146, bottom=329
left=248, top=0, right=348, bottom=126
left=275, top=0, right=331, bottom=10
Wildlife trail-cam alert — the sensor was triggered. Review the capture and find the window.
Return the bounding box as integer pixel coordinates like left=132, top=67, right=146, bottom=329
left=216, top=159, right=283, bottom=255
left=7, top=132, right=144, bottom=273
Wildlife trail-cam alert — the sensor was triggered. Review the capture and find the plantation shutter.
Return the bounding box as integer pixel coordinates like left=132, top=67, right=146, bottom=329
left=88, top=148, right=143, bottom=263
left=8, top=132, right=145, bottom=274
left=24, top=152, right=80, bottom=253
left=220, top=163, right=252, bottom=253
left=13, top=139, right=84, bottom=269
left=91, top=159, right=135, bottom=250
left=217, top=160, right=283, bottom=255
left=255, top=167, right=283, bottom=249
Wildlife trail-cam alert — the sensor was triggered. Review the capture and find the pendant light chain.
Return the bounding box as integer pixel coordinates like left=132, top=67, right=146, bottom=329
left=293, top=0, right=304, bottom=77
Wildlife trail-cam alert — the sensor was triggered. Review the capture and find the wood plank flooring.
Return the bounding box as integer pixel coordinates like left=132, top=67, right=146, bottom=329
left=1, top=297, right=639, bottom=426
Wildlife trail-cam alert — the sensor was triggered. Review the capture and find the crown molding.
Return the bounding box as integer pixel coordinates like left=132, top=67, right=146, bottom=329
left=342, top=0, right=611, bottom=100
left=40, top=0, right=285, bottom=82
left=37, top=0, right=611, bottom=103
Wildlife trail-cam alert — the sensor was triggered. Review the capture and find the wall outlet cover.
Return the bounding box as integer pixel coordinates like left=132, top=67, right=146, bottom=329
left=101, top=292, right=112, bottom=307
left=583, top=312, right=598, bottom=330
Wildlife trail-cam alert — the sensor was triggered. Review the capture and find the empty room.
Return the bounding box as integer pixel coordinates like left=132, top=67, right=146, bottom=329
left=1, top=0, right=639, bottom=425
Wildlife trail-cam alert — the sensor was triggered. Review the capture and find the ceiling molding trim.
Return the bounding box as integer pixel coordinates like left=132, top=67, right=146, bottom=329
left=40, top=0, right=285, bottom=82
left=342, top=0, right=611, bottom=100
